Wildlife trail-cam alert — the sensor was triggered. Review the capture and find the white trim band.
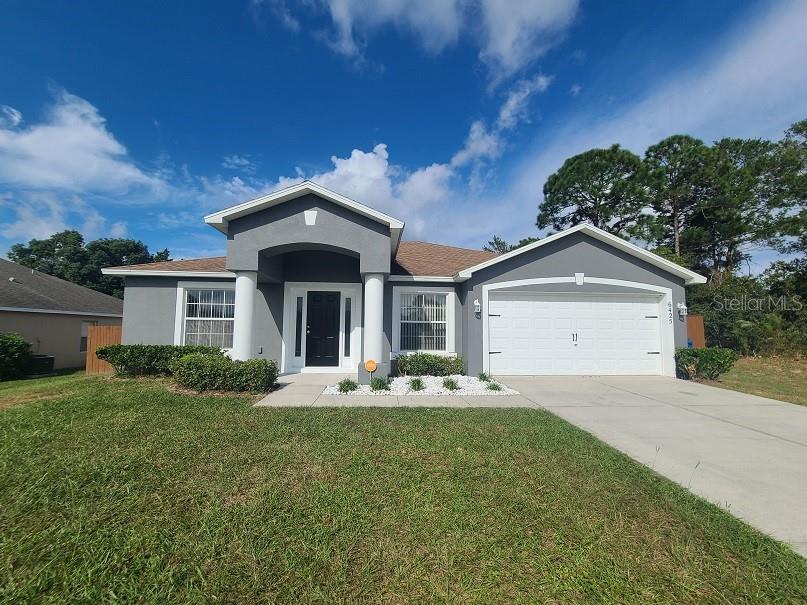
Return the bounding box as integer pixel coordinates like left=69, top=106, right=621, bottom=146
left=0, top=306, right=122, bottom=318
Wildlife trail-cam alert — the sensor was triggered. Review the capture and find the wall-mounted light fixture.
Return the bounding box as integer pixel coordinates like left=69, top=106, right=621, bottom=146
left=473, top=299, right=481, bottom=315
left=677, top=302, right=688, bottom=318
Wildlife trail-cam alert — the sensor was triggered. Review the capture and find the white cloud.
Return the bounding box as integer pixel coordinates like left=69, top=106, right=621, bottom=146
left=570, top=83, right=581, bottom=96
left=222, top=154, right=257, bottom=174
left=263, top=0, right=577, bottom=80
left=110, top=221, right=128, bottom=238
left=0, top=192, right=123, bottom=242
left=0, top=89, right=165, bottom=194
left=251, top=0, right=301, bottom=32
left=496, top=74, right=552, bottom=129
left=318, top=0, right=463, bottom=58
left=452, top=74, right=552, bottom=168
left=484, top=0, right=807, bottom=247
left=477, top=0, right=578, bottom=80
left=0, top=105, right=22, bottom=128
left=451, top=121, right=501, bottom=168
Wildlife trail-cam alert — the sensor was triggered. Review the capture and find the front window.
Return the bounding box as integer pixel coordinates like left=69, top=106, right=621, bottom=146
left=399, top=293, right=447, bottom=351
left=183, top=288, right=235, bottom=348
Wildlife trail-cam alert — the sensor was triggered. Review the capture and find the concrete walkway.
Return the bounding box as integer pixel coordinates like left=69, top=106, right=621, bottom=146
left=502, top=375, right=807, bottom=557
left=256, top=372, right=807, bottom=556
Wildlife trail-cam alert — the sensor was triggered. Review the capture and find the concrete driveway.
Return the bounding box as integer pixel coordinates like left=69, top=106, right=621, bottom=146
left=501, top=375, right=807, bottom=557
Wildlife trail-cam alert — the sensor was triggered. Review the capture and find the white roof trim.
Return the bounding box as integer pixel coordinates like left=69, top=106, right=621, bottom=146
left=0, top=306, right=122, bottom=318
left=101, top=268, right=236, bottom=278
left=203, top=181, right=405, bottom=250
left=387, top=275, right=455, bottom=282
left=455, top=223, right=707, bottom=285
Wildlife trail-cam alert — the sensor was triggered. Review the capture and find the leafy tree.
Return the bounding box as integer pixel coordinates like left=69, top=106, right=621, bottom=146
left=484, top=235, right=512, bottom=254
left=681, top=138, right=782, bottom=282
left=538, top=144, right=647, bottom=237
left=483, top=235, right=539, bottom=253
left=643, top=135, right=710, bottom=256
left=8, top=231, right=170, bottom=299
left=774, top=119, right=807, bottom=256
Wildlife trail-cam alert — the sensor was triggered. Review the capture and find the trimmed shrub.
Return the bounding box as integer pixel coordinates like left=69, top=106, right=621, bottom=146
left=478, top=372, right=491, bottom=382
left=338, top=378, right=358, bottom=393
left=486, top=382, right=502, bottom=391
left=0, top=332, right=32, bottom=380
left=96, top=344, right=223, bottom=376
left=408, top=377, right=425, bottom=392
left=397, top=353, right=464, bottom=377
left=442, top=377, right=459, bottom=391
left=675, top=347, right=738, bottom=381
left=370, top=376, right=390, bottom=391
left=170, top=353, right=278, bottom=393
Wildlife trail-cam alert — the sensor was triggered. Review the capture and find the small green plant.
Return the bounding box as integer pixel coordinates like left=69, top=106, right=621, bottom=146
left=675, top=347, right=738, bottom=381
left=478, top=372, right=491, bottom=382
left=442, top=377, right=459, bottom=391
left=0, top=332, right=31, bottom=380
left=486, top=381, right=502, bottom=391
left=370, top=376, right=391, bottom=391
left=337, top=378, right=358, bottom=393
left=408, top=377, right=425, bottom=392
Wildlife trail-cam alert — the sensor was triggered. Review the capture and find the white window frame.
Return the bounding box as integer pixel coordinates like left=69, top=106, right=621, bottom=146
left=174, top=280, right=236, bottom=351
left=392, top=285, right=456, bottom=356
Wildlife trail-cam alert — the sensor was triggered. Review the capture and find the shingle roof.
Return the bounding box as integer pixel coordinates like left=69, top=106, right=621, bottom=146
left=114, top=256, right=228, bottom=272
left=393, top=241, right=498, bottom=276
left=105, top=244, right=496, bottom=279
left=0, top=259, right=123, bottom=315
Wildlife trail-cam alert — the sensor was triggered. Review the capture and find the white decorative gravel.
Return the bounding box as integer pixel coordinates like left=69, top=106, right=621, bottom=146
left=322, top=375, right=519, bottom=396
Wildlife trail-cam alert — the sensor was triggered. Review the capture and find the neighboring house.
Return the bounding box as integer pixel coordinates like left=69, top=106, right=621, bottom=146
left=103, top=181, right=706, bottom=382
left=0, top=259, right=123, bottom=369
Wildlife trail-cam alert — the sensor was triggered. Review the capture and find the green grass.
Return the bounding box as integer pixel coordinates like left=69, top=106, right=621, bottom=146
left=1, top=375, right=806, bottom=604
left=0, top=369, right=87, bottom=411
left=706, top=356, right=807, bottom=406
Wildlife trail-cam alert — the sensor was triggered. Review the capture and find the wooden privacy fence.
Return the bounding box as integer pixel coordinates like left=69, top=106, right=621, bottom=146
left=85, top=325, right=122, bottom=375
left=686, top=314, right=706, bottom=349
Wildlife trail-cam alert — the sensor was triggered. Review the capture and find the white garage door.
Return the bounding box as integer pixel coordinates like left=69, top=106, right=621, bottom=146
left=488, top=294, right=663, bottom=375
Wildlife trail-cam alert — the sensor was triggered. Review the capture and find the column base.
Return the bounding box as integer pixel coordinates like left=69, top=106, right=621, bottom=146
left=358, top=362, right=390, bottom=385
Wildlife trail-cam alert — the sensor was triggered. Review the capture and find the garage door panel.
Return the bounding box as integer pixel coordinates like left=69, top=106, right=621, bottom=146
left=489, top=294, right=663, bottom=375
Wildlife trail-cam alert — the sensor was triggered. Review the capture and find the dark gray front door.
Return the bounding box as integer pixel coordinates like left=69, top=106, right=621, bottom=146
left=305, top=291, right=341, bottom=366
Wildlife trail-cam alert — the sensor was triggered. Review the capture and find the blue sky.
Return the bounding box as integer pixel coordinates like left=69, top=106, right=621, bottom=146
left=1, top=0, right=805, bottom=270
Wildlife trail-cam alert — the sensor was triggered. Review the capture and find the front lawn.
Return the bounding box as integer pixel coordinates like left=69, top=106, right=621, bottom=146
left=1, top=376, right=805, bottom=603
left=706, top=356, right=807, bottom=406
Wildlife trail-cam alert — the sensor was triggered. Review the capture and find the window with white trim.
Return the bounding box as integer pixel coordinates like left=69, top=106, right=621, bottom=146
left=183, top=288, right=235, bottom=348
left=399, top=293, right=447, bottom=351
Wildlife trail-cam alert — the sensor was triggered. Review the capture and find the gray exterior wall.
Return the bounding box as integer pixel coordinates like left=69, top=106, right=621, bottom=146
left=121, top=275, right=282, bottom=362
left=459, top=231, right=689, bottom=375
left=122, top=276, right=180, bottom=345
left=226, top=194, right=391, bottom=275
left=0, top=310, right=120, bottom=369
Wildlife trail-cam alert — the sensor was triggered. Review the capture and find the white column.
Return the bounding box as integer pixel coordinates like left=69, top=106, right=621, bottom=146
left=232, top=270, right=257, bottom=360
left=363, top=273, right=384, bottom=363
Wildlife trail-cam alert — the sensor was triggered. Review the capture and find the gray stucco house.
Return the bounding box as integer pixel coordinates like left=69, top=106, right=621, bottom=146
left=103, top=181, right=706, bottom=382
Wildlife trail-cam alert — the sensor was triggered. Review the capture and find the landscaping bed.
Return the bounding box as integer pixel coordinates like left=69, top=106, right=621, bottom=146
left=323, top=375, right=518, bottom=395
